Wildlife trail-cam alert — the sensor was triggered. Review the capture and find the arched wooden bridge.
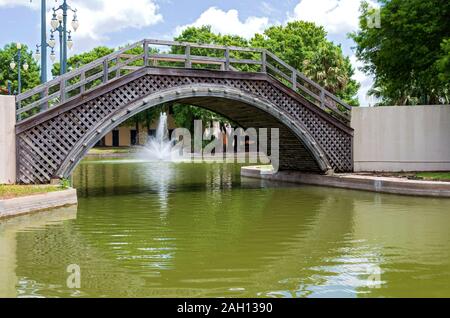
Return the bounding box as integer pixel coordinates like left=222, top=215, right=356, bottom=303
left=14, top=39, right=353, bottom=184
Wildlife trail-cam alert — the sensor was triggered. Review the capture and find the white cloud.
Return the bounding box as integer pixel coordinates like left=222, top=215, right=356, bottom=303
left=289, top=0, right=366, bottom=34
left=0, top=0, right=37, bottom=8
left=287, top=0, right=377, bottom=105
left=71, top=0, right=162, bottom=42
left=0, top=0, right=163, bottom=51
left=174, top=7, right=270, bottom=39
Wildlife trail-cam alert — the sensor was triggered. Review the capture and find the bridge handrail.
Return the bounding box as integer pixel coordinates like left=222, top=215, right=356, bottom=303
left=16, top=40, right=145, bottom=102
left=15, top=38, right=352, bottom=124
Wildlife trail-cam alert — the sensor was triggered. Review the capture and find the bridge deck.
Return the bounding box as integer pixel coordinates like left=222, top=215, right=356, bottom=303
left=15, top=39, right=352, bottom=125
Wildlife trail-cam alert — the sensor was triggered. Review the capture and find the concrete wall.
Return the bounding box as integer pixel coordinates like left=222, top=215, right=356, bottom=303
left=351, top=105, right=450, bottom=172
left=0, top=96, right=16, bottom=184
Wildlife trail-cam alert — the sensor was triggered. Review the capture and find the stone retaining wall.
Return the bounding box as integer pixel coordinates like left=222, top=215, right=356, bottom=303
left=0, top=189, right=78, bottom=219
left=242, top=167, right=450, bottom=198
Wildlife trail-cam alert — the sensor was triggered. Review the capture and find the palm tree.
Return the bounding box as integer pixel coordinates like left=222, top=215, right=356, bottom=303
left=302, top=43, right=350, bottom=95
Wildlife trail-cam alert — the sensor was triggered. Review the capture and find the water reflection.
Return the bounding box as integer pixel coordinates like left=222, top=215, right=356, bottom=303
left=0, top=207, right=77, bottom=298
left=0, top=159, right=449, bottom=298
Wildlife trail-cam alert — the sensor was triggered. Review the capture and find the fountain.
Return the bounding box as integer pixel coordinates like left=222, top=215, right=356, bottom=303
left=141, top=112, right=176, bottom=161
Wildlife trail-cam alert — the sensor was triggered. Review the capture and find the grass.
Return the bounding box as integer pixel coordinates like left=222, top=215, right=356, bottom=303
left=415, top=172, right=450, bottom=181
left=88, top=147, right=135, bottom=155
left=0, top=184, right=63, bottom=200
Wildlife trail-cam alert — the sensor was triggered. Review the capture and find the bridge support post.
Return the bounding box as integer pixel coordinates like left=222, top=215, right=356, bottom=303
left=0, top=96, right=16, bottom=184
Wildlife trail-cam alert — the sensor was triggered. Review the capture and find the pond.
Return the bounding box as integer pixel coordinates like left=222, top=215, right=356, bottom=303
left=1, top=158, right=449, bottom=298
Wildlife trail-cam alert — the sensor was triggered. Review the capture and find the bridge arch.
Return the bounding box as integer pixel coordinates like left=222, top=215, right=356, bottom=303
left=15, top=67, right=353, bottom=184
left=58, top=84, right=332, bottom=178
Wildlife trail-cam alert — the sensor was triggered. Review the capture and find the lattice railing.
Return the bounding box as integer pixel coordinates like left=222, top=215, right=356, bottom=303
left=15, top=39, right=352, bottom=124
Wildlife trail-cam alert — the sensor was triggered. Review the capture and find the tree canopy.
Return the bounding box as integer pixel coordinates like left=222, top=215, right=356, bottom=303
left=0, top=43, right=40, bottom=95
left=351, top=0, right=450, bottom=105
left=51, top=46, right=114, bottom=76
left=436, top=39, right=450, bottom=85
left=171, top=26, right=243, bottom=129
left=252, top=21, right=360, bottom=105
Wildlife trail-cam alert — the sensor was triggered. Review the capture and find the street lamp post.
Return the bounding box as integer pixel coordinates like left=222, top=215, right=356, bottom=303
left=30, top=0, right=48, bottom=84
left=32, top=0, right=79, bottom=78
left=10, top=43, right=29, bottom=95
left=7, top=80, right=12, bottom=95
left=40, top=0, right=47, bottom=83
left=50, top=1, right=78, bottom=75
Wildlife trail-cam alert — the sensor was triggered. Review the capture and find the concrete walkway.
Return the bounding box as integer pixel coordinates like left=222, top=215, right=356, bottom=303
left=241, top=166, right=450, bottom=198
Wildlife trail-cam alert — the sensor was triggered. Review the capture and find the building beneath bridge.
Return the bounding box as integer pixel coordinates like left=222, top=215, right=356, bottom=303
left=98, top=113, right=178, bottom=147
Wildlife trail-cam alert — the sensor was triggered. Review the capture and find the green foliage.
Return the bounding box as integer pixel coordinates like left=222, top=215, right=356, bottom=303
left=59, top=178, right=71, bottom=189
left=251, top=21, right=360, bottom=105
left=51, top=46, right=115, bottom=97
left=415, top=172, right=450, bottom=182
left=0, top=43, right=40, bottom=95
left=173, top=26, right=259, bottom=72
left=436, top=39, right=450, bottom=85
left=172, top=104, right=231, bottom=132
left=252, top=21, right=327, bottom=71
left=351, top=0, right=450, bottom=105
left=123, top=105, right=165, bottom=133
left=51, top=46, right=114, bottom=76
left=171, top=24, right=360, bottom=123
left=0, top=184, right=62, bottom=199
left=170, top=26, right=249, bottom=128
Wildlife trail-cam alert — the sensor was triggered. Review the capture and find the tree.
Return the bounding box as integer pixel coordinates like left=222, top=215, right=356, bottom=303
left=172, top=104, right=232, bottom=133
left=171, top=26, right=243, bottom=129
left=251, top=21, right=360, bottom=105
left=173, top=25, right=257, bottom=72
left=51, top=46, right=114, bottom=76
left=302, top=41, right=359, bottom=106
left=0, top=43, right=40, bottom=95
left=351, top=0, right=450, bottom=105
left=436, top=39, right=450, bottom=95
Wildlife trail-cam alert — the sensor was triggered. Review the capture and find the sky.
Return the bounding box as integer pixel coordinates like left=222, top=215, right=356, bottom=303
left=0, top=0, right=376, bottom=105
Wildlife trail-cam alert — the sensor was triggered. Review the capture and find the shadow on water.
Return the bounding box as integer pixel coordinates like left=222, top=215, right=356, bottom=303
left=1, top=158, right=450, bottom=297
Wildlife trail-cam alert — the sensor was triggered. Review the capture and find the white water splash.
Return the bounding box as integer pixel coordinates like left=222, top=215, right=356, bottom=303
left=141, top=112, right=178, bottom=161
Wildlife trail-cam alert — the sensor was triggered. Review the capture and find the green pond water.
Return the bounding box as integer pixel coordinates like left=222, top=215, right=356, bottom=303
left=1, top=158, right=450, bottom=298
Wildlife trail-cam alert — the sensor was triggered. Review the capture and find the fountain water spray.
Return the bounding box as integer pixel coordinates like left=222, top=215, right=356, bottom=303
left=138, top=113, right=279, bottom=170
left=141, top=112, right=177, bottom=161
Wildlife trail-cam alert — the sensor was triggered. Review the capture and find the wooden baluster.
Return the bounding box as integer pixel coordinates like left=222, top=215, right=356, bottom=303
left=261, top=51, right=267, bottom=73
left=115, top=58, right=120, bottom=78
left=143, top=40, right=149, bottom=67
left=185, top=45, right=192, bottom=68
left=42, top=87, right=49, bottom=111
left=320, top=89, right=326, bottom=109
left=60, top=79, right=66, bottom=103
left=224, top=48, right=230, bottom=71
left=291, top=71, right=297, bottom=91
left=103, top=59, right=109, bottom=84
left=80, top=72, right=85, bottom=94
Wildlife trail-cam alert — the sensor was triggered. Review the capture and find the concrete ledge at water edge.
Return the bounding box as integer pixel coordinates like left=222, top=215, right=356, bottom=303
left=241, top=166, right=450, bottom=198
left=0, top=189, right=78, bottom=220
